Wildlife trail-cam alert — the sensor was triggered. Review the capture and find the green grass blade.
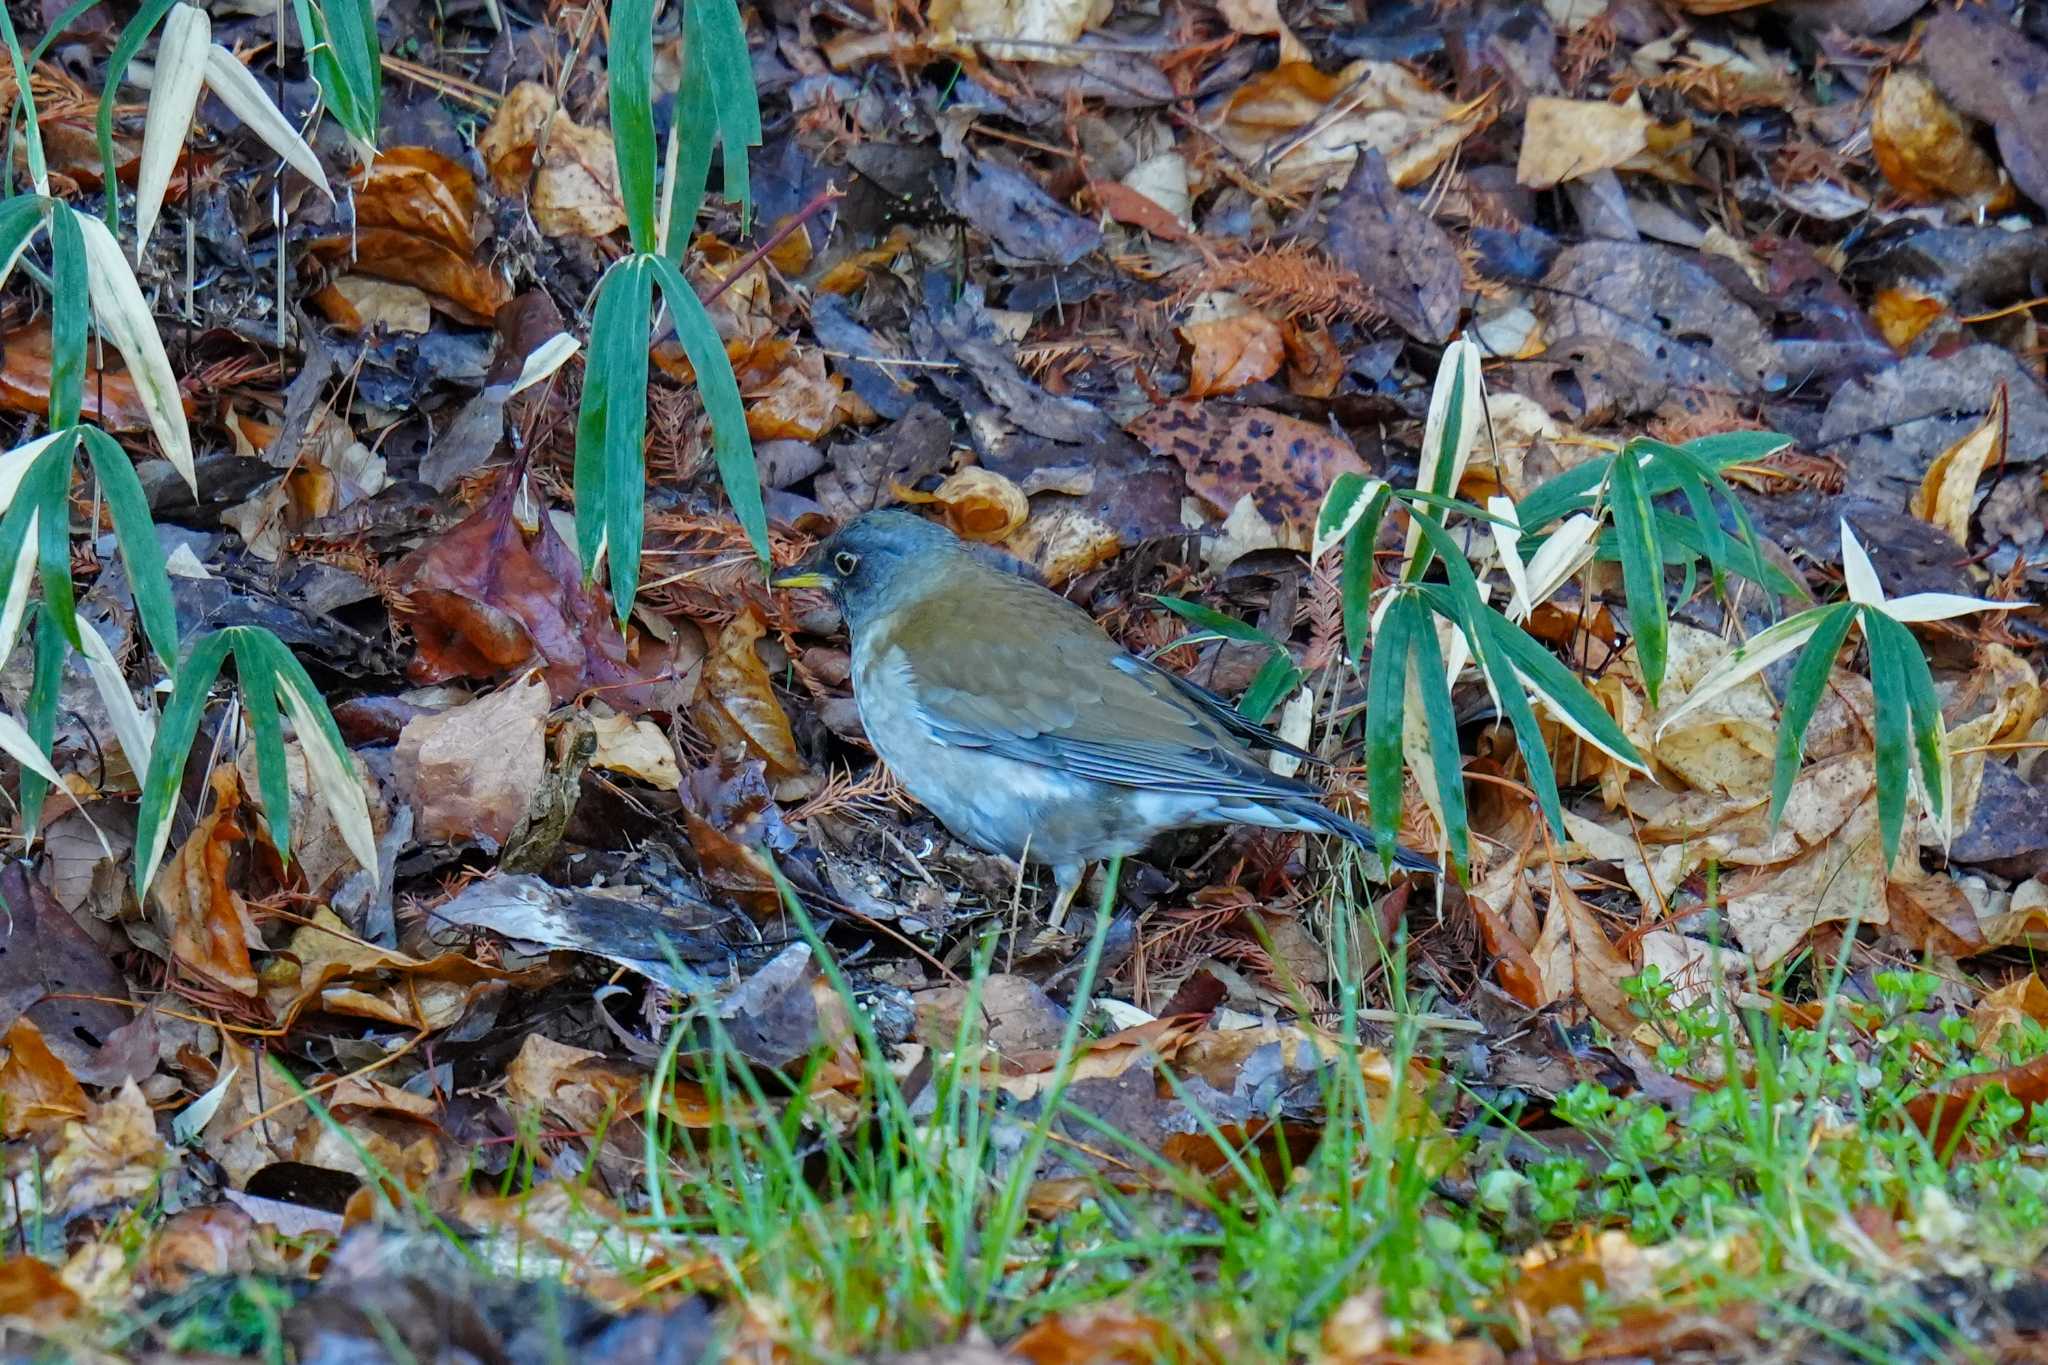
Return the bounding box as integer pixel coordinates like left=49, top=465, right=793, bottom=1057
left=82, top=427, right=179, bottom=667
left=319, top=0, right=382, bottom=144
left=1768, top=601, right=1855, bottom=830
left=1863, top=607, right=1913, bottom=867
left=232, top=637, right=292, bottom=871
left=134, top=629, right=234, bottom=895
left=46, top=203, right=84, bottom=429
left=648, top=251, right=766, bottom=564
left=17, top=603, right=67, bottom=836
left=1365, top=591, right=1415, bottom=871
left=97, top=0, right=179, bottom=227
left=1607, top=444, right=1666, bottom=705
left=1340, top=483, right=1392, bottom=667
left=233, top=626, right=377, bottom=880
left=1410, top=600, right=1468, bottom=880
left=1154, top=594, right=1280, bottom=648
left=573, top=267, right=621, bottom=578
left=1680, top=430, right=1792, bottom=468
left=609, top=0, right=658, bottom=251
left=1239, top=652, right=1299, bottom=723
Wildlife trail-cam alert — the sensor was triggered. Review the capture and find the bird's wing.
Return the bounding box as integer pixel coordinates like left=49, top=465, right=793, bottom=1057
left=1119, top=653, right=1324, bottom=766
left=880, top=575, right=1319, bottom=802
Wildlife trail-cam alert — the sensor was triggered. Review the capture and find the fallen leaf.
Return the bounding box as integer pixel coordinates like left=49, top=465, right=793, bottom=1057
left=1128, top=402, right=1368, bottom=550
left=1517, top=96, right=1651, bottom=190
left=1324, top=148, right=1460, bottom=345
left=1871, top=68, right=2004, bottom=205
left=1181, top=309, right=1286, bottom=397
left=313, top=276, right=435, bottom=335
left=691, top=608, right=813, bottom=797
left=479, top=82, right=627, bottom=239
left=506, top=1033, right=645, bottom=1130
left=894, top=466, right=1030, bottom=541
left=0, top=322, right=158, bottom=431
left=40, top=1080, right=169, bottom=1223
left=152, top=767, right=262, bottom=998
left=308, top=147, right=508, bottom=323
left=588, top=710, right=682, bottom=790
left=927, top=0, right=1111, bottom=63
left=1218, top=60, right=1485, bottom=195
left=1910, top=384, right=2005, bottom=547
left=393, top=674, right=551, bottom=850
left=0, top=1018, right=87, bottom=1139
left=1871, top=287, right=1947, bottom=351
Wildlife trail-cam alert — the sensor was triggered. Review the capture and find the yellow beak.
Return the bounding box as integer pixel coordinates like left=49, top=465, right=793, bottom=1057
left=771, top=570, right=830, bottom=589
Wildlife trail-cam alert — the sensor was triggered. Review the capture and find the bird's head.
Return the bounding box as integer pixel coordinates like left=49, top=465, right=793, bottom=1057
left=771, top=509, right=964, bottom=630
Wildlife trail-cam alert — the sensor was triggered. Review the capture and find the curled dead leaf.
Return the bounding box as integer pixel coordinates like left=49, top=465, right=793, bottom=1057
left=894, top=467, right=1030, bottom=541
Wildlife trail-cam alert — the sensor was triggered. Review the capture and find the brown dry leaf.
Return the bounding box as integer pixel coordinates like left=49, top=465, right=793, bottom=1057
left=394, top=674, right=551, bottom=850
left=746, top=347, right=848, bottom=441
left=1008, top=1305, right=1176, bottom=1364
left=997, top=1017, right=1204, bottom=1101
left=894, top=467, right=1030, bottom=542
left=1517, top=96, right=1651, bottom=190
left=0, top=1018, right=87, bottom=1139
left=1871, top=287, right=1947, bottom=351
left=1910, top=384, right=2005, bottom=547
left=309, top=147, right=508, bottom=324
left=1002, top=504, right=1122, bottom=586
left=1506, top=1229, right=1758, bottom=1358
left=0, top=1256, right=81, bottom=1327
left=139, top=1205, right=260, bottom=1294
left=453, top=1184, right=660, bottom=1310
left=235, top=740, right=384, bottom=902
left=41, top=1080, right=170, bottom=1222
left=1182, top=310, right=1286, bottom=397
left=396, top=472, right=684, bottom=709
left=505, top=1034, right=645, bottom=1131
left=1527, top=871, right=1638, bottom=1038
left=588, top=711, right=681, bottom=790
left=313, top=276, right=434, bottom=335
left=264, top=906, right=508, bottom=1031
left=0, top=322, right=158, bottom=431
left=1281, top=319, right=1345, bottom=397
left=1216, top=0, right=1308, bottom=63
left=1974, top=975, right=2048, bottom=1056
left=1908, top=1052, right=2048, bottom=1158
left=480, top=82, right=626, bottom=237
left=926, top=0, right=1111, bottom=63
left=691, top=608, right=812, bottom=796
left=152, top=767, right=262, bottom=997
left=356, top=147, right=478, bottom=253
left=1871, top=68, right=2004, bottom=205
left=1129, top=402, right=1368, bottom=550
left=1218, top=60, right=1485, bottom=195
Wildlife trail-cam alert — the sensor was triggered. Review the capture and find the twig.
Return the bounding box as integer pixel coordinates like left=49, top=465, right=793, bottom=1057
left=701, top=183, right=846, bottom=305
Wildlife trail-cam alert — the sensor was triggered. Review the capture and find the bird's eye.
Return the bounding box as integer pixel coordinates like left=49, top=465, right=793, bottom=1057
left=833, top=550, right=860, bottom=576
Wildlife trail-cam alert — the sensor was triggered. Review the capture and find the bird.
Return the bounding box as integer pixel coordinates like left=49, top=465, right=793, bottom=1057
left=772, top=510, right=1439, bottom=926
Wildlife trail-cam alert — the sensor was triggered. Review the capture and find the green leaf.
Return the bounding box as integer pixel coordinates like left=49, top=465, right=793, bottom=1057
left=82, top=427, right=179, bottom=667
left=0, top=194, right=45, bottom=294
left=17, top=603, right=67, bottom=836
left=30, top=442, right=77, bottom=649
left=1339, top=482, right=1393, bottom=667
left=574, top=257, right=655, bottom=613
left=663, top=41, right=716, bottom=259
left=1477, top=600, right=1643, bottom=770
left=609, top=0, right=659, bottom=251
left=1767, top=601, right=1856, bottom=830
left=1679, top=430, right=1793, bottom=468
left=648, top=251, right=767, bottom=564
left=97, top=0, right=180, bottom=227
left=1607, top=446, right=1667, bottom=706
left=1864, top=606, right=1914, bottom=866
left=310, top=0, right=381, bottom=147
left=1153, top=595, right=1281, bottom=649
left=46, top=204, right=84, bottom=429
left=1872, top=610, right=1950, bottom=842
left=1468, top=607, right=1566, bottom=838
left=691, top=0, right=761, bottom=224
left=1365, top=591, right=1416, bottom=871
left=134, top=629, right=234, bottom=895
left=1410, top=599, right=1468, bottom=881
left=0, top=1, right=48, bottom=193
left=1239, top=651, right=1298, bottom=724
left=233, top=640, right=292, bottom=871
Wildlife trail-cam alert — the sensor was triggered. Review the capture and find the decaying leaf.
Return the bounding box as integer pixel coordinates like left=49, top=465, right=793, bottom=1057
left=394, top=674, right=551, bottom=850
left=479, top=81, right=626, bottom=239
left=894, top=467, right=1030, bottom=542
left=152, top=768, right=263, bottom=997
left=310, top=148, right=508, bottom=324
left=1910, top=384, right=2005, bottom=547
left=1871, top=68, right=2004, bottom=205
left=1181, top=309, right=1286, bottom=397
left=1129, top=402, right=1368, bottom=551
left=1218, top=60, right=1486, bottom=195
left=1517, top=96, right=1651, bottom=190
left=691, top=609, right=814, bottom=798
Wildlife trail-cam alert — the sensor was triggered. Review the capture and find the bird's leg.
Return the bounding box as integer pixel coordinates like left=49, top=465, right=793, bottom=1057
left=1045, top=861, right=1087, bottom=931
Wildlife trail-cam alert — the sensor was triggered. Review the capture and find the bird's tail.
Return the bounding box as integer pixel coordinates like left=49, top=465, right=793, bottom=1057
left=1294, top=803, right=1442, bottom=875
